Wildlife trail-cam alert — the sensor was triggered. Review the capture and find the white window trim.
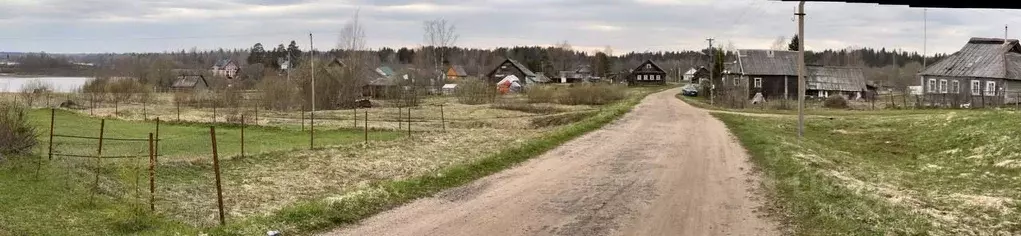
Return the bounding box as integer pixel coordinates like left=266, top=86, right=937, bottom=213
left=951, top=80, right=960, bottom=94
left=986, top=81, right=997, bottom=96
left=927, top=79, right=936, bottom=93
left=971, top=80, right=982, bottom=96
left=939, top=79, right=948, bottom=94
left=754, top=78, right=762, bottom=88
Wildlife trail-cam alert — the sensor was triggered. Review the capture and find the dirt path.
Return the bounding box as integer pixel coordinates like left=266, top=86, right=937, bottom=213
left=325, top=88, right=778, bottom=236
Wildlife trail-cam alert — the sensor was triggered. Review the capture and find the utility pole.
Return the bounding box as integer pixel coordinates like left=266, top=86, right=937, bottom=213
left=309, top=32, right=316, bottom=148
left=707, top=37, right=715, bottom=105
left=797, top=1, right=806, bottom=139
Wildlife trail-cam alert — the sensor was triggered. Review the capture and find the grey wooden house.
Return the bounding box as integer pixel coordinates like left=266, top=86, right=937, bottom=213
left=486, top=58, right=547, bottom=85
left=628, top=60, right=667, bottom=86
left=730, top=49, right=867, bottom=100
left=919, top=37, right=1021, bottom=108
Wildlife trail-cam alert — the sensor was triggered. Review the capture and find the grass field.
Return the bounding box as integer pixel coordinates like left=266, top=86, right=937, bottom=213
left=1, top=86, right=669, bottom=235
left=712, top=110, right=1021, bottom=235
left=678, top=93, right=956, bottom=116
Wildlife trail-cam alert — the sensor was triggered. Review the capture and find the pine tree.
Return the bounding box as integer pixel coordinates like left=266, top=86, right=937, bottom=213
left=788, top=34, right=800, bottom=51
left=248, top=43, right=266, bottom=65
left=287, top=41, right=302, bottom=67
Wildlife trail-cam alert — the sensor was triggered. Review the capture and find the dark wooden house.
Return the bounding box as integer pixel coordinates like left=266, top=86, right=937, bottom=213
left=627, top=60, right=667, bottom=86
left=919, top=37, right=1021, bottom=108
left=732, top=49, right=799, bottom=99
left=806, top=66, right=867, bottom=98
left=486, top=58, right=545, bottom=85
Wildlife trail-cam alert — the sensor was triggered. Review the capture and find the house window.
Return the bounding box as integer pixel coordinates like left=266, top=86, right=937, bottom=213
left=939, top=79, right=948, bottom=94
left=655, top=75, right=661, bottom=80
left=754, top=78, right=762, bottom=88
left=971, top=80, right=982, bottom=95
left=951, top=80, right=960, bottom=94
left=733, top=77, right=739, bottom=86
left=986, top=81, right=997, bottom=96
left=927, top=79, right=936, bottom=93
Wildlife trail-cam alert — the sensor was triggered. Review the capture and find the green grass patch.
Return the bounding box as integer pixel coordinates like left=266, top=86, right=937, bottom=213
left=29, top=109, right=400, bottom=161
left=679, top=93, right=957, bottom=116
left=714, top=110, right=1021, bottom=235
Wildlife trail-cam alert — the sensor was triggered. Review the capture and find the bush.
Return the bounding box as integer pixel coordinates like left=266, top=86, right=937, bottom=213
left=82, top=77, right=153, bottom=103
left=455, top=78, right=494, bottom=105
left=257, top=78, right=301, bottom=111
left=823, top=95, right=849, bottom=109
left=19, top=79, right=52, bottom=107
left=491, top=102, right=565, bottom=114
left=559, top=84, right=627, bottom=105
left=0, top=102, right=37, bottom=156
left=525, top=85, right=558, bottom=103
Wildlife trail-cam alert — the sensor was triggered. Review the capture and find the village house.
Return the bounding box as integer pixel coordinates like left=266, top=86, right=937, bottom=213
left=170, top=75, right=209, bottom=92
left=728, top=49, right=867, bottom=100
left=557, top=65, right=594, bottom=84
left=919, top=37, right=1021, bottom=108
left=628, top=60, right=668, bottom=86
left=446, top=65, right=468, bottom=80
left=684, top=67, right=711, bottom=83
left=486, top=58, right=547, bottom=85
left=211, top=59, right=239, bottom=79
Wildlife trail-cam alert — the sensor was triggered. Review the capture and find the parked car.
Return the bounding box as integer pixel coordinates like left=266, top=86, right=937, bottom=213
left=681, top=84, right=699, bottom=96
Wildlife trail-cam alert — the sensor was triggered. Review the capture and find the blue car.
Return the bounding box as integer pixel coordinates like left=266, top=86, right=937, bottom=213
left=681, top=84, right=699, bottom=96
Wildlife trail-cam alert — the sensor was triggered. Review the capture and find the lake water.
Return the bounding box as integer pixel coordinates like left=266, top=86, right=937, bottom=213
left=0, top=76, right=94, bottom=93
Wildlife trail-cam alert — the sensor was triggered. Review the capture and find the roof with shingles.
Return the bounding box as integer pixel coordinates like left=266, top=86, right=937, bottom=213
left=806, top=66, right=867, bottom=92
left=450, top=65, right=468, bottom=76
left=171, top=75, right=208, bottom=89
left=920, top=37, right=1021, bottom=80
left=505, top=58, right=536, bottom=77
left=737, top=49, right=799, bottom=76
left=213, top=59, right=235, bottom=68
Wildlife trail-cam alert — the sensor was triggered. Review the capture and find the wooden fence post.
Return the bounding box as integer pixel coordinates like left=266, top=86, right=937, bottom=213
left=212, top=105, right=217, bottom=123
left=90, top=119, right=106, bottom=204
left=301, top=105, right=306, bottom=131
left=310, top=107, right=315, bottom=149
left=90, top=94, right=94, bottom=116
left=148, top=133, right=156, bottom=211
left=143, top=98, right=147, bottom=120
left=48, top=109, right=55, bottom=160
left=398, top=107, right=402, bottom=129
left=354, top=107, right=358, bottom=128
left=209, top=127, right=226, bottom=226
left=440, top=104, right=446, bottom=132
left=176, top=99, right=181, bottom=121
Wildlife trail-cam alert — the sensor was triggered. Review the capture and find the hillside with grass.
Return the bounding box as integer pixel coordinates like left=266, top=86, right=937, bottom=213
left=713, top=110, right=1021, bottom=235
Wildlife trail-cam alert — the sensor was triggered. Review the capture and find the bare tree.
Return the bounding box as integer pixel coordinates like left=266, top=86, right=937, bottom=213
left=338, top=10, right=367, bottom=53
left=770, top=36, right=788, bottom=50
left=423, top=18, right=459, bottom=67
left=553, top=40, right=574, bottom=72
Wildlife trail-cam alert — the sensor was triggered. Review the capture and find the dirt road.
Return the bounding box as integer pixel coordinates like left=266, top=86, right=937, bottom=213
left=327, top=88, right=778, bottom=236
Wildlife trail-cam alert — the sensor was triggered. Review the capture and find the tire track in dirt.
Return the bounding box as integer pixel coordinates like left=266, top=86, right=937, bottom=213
left=325, top=88, right=778, bottom=236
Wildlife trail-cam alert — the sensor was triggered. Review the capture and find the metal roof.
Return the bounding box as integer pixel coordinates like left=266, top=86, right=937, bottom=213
left=737, top=49, right=799, bottom=76
left=213, top=59, right=235, bottom=68
left=774, top=1, right=1021, bottom=9
left=806, top=66, right=867, bottom=92
left=919, top=37, right=1021, bottom=80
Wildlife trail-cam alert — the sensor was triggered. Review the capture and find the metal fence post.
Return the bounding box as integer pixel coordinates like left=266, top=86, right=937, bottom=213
left=364, top=110, right=368, bottom=144
left=440, top=104, right=446, bottom=132
left=241, top=114, right=245, bottom=158
left=148, top=133, right=156, bottom=211
left=48, top=109, right=55, bottom=160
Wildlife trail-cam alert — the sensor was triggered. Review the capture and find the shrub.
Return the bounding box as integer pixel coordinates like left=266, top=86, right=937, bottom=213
left=491, top=102, right=565, bottom=114
left=455, top=78, right=493, bottom=105
left=19, top=79, right=52, bottom=107
left=823, top=95, right=849, bottom=109
left=559, top=84, right=627, bottom=105
left=525, top=85, right=558, bottom=103
left=531, top=111, right=595, bottom=128
left=0, top=102, right=37, bottom=156
left=257, top=78, right=301, bottom=111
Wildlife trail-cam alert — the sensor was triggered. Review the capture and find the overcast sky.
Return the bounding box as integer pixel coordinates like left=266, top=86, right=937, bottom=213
left=2, top=0, right=1021, bottom=55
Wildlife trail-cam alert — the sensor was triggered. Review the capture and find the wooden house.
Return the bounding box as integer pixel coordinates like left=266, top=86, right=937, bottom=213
left=731, top=49, right=799, bottom=99
left=627, top=60, right=668, bottom=86
left=446, top=65, right=468, bottom=80
left=486, top=58, right=547, bottom=85
left=919, top=37, right=1021, bottom=107
left=170, top=75, right=209, bottom=92
left=806, top=66, right=867, bottom=99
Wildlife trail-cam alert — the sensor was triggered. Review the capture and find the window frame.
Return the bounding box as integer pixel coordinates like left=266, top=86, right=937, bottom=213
left=927, top=78, right=936, bottom=93
left=753, top=77, right=763, bottom=88
left=985, top=81, right=997, bottom=96
left=951, top=80, right=960, bottom=94
left=971, top=80, right=982, bottom=96
left=939, top=79, right=948, bottom=94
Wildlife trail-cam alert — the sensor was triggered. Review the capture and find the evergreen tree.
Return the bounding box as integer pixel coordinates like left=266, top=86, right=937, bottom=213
left=788, top=34, right=800, bottom=51
left=287, top=41, right=302, bottom=67
left=248, top=43, right=266, bottom=65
